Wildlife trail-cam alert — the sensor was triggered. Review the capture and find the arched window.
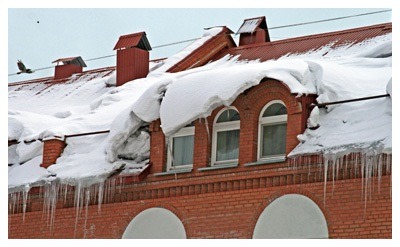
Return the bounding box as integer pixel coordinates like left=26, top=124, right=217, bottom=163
left=167, top=123, right=195, bottom=171
left=258, top=101, right=287, bottom=161
left=211, top=108, right=240, bottom=165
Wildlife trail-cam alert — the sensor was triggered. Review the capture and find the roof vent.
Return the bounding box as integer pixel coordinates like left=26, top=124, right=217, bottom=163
left=237, top=16, right=270, bottom=46
left=114, top=32, right=152, bottom=87
left=52, top=56, right=87, bottom=80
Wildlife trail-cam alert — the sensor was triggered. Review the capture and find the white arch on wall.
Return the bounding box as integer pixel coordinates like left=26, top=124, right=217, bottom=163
left=253, top=194, right=329, bottom=239
left=122, top=207, right=187, bottom=239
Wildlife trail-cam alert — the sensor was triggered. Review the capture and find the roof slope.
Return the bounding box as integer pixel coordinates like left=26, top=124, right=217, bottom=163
left=213, top=22, right=391, bottom=61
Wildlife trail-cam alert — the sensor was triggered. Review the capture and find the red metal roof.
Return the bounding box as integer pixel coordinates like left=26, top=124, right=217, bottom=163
left=52, top=56, right=87, bottom=67
left=113, top=32, right=152, bottom=51
left=52, top=57, right=80, bottom=63
left=8, top=66, right=116, bottom=87
left=213, top=22, right=392, bottom=62
left=166, top=26, right=236, bottom=73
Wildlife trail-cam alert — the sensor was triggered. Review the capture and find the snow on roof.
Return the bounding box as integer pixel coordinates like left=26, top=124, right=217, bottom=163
left=8, top=24, right=392, bottom=193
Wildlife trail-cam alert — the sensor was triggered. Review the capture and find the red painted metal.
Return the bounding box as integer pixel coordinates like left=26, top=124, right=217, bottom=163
left=238, top=16, right=270, bottom=46
left=167, top=26, right=236, bottom=73
left=113, top=32, right=151, bottom=51
left=114, top=32, right=151, bottom=86
left=52, top=56, right=87, bottom=80
left=54, top=64, right=83, bottom=80
left=52, top=57, right=79, bottom=63
left=214, top=22, right=392, bottom=62
left=116, top=47, right=149, bottom=86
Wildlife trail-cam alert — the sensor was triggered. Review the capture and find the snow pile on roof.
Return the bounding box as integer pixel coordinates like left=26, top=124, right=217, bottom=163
left=160, top=58, right=317, bottom=136
left=289, top=57, right=391, bottom=157
left=8, top=29, right=391, bottom=193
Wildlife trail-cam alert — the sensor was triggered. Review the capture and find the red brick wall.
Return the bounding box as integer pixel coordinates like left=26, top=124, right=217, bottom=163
left=41, top=138, right=66, bottom=168
left=149, top=119, right=166, bottom=174
left=8, top=173, right=391, bottom=238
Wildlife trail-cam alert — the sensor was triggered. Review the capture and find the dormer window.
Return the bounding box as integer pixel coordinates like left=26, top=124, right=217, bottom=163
left=258, top=100, right=287, bottom=162
left=166, top=123, right=195, bottom=171
left=211, top=108, right=240, bottom=166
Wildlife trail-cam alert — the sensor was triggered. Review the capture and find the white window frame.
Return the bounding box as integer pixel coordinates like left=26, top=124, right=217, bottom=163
left=166, top=126, right=195, bottom=171
left=211, top=107, right=240, bottom=166
left=257, top=100, right=288, bottom=162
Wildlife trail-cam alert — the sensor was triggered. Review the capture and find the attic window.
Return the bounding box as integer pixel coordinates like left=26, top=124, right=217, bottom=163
left=258, top=101, right=287, bottom=161
left=212, top=108, right=240, bottom=166
left=167, top=123, right=195, bottom=171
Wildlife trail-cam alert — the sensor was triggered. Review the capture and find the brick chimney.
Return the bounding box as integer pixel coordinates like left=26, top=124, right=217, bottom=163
left=41, top=136, right=66, bottom=168
left=237, top=16, right=271, bottom=46
left=52, top=56, right=87, bottom=80
left=113, top=32, right=152, bottom=87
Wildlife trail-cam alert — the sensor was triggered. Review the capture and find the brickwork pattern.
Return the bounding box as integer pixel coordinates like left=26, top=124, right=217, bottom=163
left=41, top=139, right=66, bottom=168
left=8, top=174, right=391, bottom=238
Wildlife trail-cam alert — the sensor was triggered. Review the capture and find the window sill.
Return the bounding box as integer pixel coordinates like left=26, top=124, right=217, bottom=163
left=154, top=168, right=193, bottom=176
left=198, top=163, right=238, bottom=172
left=244, top=157, right=286, bottom=167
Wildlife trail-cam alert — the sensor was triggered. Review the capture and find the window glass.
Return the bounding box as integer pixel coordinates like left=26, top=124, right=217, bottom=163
left=216, top=129, right=240, bottom=161
left=262, top=103, right=287, bottom=117
left=213, top=108, right=240, bottom=165
left=262, top=123, right=287, bottom=157
left=172, top=135, right=194, bottom=166
left=259, top=102, right=288, bottom=160
left=216, top=109, right=240, bottom=123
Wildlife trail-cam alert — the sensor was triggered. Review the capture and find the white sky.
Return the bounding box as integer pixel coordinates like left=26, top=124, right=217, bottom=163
left=5, top=5, right=393, bottom=83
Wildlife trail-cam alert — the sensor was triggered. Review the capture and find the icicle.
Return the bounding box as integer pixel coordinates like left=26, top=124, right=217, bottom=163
left=97, top=181, right=104, bottom=213
left=63, top=184, right=69, bottom=203
left=204, top=117, right=210, bottom=143
left=363, top=153, right=370, bottom=216
left=9, top=192, right=18, bottom=215
left=360, top=153, right=365, bottom=201
left=83, top=189, right=90, bottom=239
left=318, top=154, right=323, bottom=182
left=49, top=182, right=58, bottom=233
left=377, top=154, right=382, bottom=194
left=226, top=106, right=230, bottom=120
left=74, top=183, right=82, bottom=238
left=22, top=185, right=30, bottom=223
left=323, top=158, right=329, bottom=207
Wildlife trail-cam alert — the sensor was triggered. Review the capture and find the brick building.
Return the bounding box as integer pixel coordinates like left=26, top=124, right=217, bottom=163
left=8, top=17, right=392, bottom=239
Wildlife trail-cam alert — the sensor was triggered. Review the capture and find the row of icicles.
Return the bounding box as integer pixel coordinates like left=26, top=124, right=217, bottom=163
left=8, top=152, right=391, bottom=238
